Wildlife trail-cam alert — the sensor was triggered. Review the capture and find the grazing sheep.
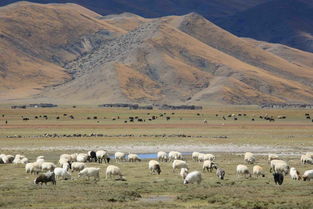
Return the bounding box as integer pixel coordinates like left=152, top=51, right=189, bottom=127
left=197, top=153, right=205, bottom=162
left=301, top=155, right=313, bottom=164
left=21, top=158, right=29, bottom=164
left=96, top=150, right=110, bottom=163
left=71, top=162, right=86, bottom=172
left=34, top=171, right=56, bottom=185
left=183, top=171, right=202, bottom=184
left=59, top=158, right=71, bottom=168
left=216, top=168, right=225, bottom=180
left=106, top=165, right=125, bottom=180
left=13, top=155, right=28, bottom=164
left=302, top=170, right=313, bottom=181
left=25, top=162, right=41, bottom=174
left=244, top=152, right=255, bottom=164
left=180, top=168, right=189, bottom=180
left=128, top=154, right=141, bottom=162
left=203, top=154, right=215, bottom=161
left=192, top=152, right=200, bottom=162
left=290, top=167, right=301, bottom=180
left=88, top=151, right=97, bottom=162
left=76, top=153, right=89, bottom=162
left=270, top=160, right=289, bottom=175
left=273, top=173, right=284, bottom=185
left=172, top=160, right=188, bottom=172
left=78, top=167, right=100, bottom=181
left=253, top=165, right=265, bottom=177
left=41, top=162, right=56, bottom=172
left=268, top=154, right=279, bottom=163
left=1, top=154, right=14, bottom=164
left=148, top=160, right=161, bottom=175
left=54, top=167, right=71, bottom=180
left=202, top=160, right=217, bottom=172
left=115, top=152, right=127, bottom=162
left=236, top=164, right=251, bottom=178
left=157, top=151, right=168, bottom=162
left=168, top=151, right=183, bottom=162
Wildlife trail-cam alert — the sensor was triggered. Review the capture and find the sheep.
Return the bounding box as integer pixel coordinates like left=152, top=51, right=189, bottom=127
left=273, top=173, right=284, bottom=185
left=96, top=150, right=110, bottom=163
left=71, top=162, right=86, bottom=172
left=290, top=167, right=301, bottom=180
left=244, top=152, right=255, bottom=164
left=236, top=164, right=251, bottom=178
left=202, top=160, right=217, bottom=172
left=54, top=167, right=71, bottom=180
left=76, top=153, right=89, bottom=162
left=21, top=158, right=29, bottom=164
left=78, top=167, right=100, bottom=181
left=301, top=155, right=313, bottom=164
left=70, top=153, right=78, bottom=162
left=115, top=152, right=126, bottom=162
left=202, top=154, right=215, bottom=161
left=128, top=154, right=141, bottom=162
left=253, top=165, right=265, bottom=177
left=25, top=162, right=41, bottom=174
left=13, top=155, right=27, bottom=164
left=270, top=160, right=289, bottom=175
left=106, top=165, right=125, bottom=180
left=172, top=160, right=188, bottom=172
left=88, top=151, right=97, bottom=162
left=41, top=162, right=56, bottom=172
left=157, top=151, right=168, bottom=162
left=148, top=160, right=161, bottom=175
left=59, top=158, right=71, bottom=168
left=183, top=171, right=202, bottom=184
left=268, top=154, right=279, bottom=163
left=302, top=170, right=313, bottom=181
left=36, top=158, right=45, bottom=164
left=192, top=152, right=200, bottom=162
left=59, top=154, right=72, bottom=161
left=197, top=153, right=205, bottom=162
left=305, top=152, right=313, bottom=158
left=1, top=154, right=14, bottom=164
left=34, top=171, right=56, bottom=185
left=168, top=151, right=183, bottom=162
left=216, top=168, right=225, bottom=180
left=180, top=168, right=189, bottom=180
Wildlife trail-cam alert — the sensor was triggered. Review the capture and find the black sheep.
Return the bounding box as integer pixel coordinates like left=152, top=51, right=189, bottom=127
left=34, top=172, right=56, bottom=185
left=273, top=173, right=284, bottom=185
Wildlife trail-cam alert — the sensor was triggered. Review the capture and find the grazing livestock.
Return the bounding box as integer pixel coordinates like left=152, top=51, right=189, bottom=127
left=25, top=162, right=41, bottom=174
left=192, top=152, right=200, bottom=162
left=96, top=150, right=110, bottom=163
left=148, top=160, right=161, bottom=175
left=88, top=151, right=97, bottom=162
left=41, top=162, right=56, bottom=172
left=78, top=167, right=100, bottom=181
left=128, top=154, right=141, bottom=162
left=270, top=160, right=289, bottom=175
left=157, top=151, right=168, bottom=162
left=273, top=173, right=284, bottom=185
left=290, top=167, right=301, bottom=180
left=54, top=167, right=71, bottom=180
left=268, top=154, right=280, bottom=163
left=168, top=151, right=183, bottom=162
left=236, top=165, right=251, bottom=178
left=301, top=155, right=313, bottom=164
left=106, top=165, right=125, bottom=180
left=34, top=171, right=56, bottom=185
left=180, top=168, right=189, bottom=180
left=172, top=160, right=188, bottom=172
left=244, top=152, right=255, bottom=164
left=253, top=165, right=265, bottom=177
left=71, top=162, right=86, bottom=172
left=202, top=160, right=217, bottom=172
left=302, top=170, right=313, bottom=181
left=115, top=152, right=127, bottom=162
left=183, top=171, right=202, bottom=184
left=76, top=153, right=89, bottom=162
left=216, top=168, right=225, bottom=180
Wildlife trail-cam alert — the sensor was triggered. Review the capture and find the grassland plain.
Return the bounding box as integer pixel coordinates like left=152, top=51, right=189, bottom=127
left=1, top=106, right=313, bottom=208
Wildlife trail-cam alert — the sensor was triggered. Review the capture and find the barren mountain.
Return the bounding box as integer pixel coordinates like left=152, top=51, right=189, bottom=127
left=1, top=2, right=313, bottom=105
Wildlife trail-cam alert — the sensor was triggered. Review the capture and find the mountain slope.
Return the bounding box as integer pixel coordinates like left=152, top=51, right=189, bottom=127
left=216, top=0, right=313, bottom=53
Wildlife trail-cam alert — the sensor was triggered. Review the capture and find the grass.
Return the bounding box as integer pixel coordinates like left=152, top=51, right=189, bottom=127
left=0, top=106, right=313, bottom=208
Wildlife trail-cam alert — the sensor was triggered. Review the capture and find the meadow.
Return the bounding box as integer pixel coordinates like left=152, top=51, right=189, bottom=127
left=1, top=105, right=313, bottom=209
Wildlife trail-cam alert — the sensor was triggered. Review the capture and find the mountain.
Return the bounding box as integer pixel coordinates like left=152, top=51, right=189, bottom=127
left=1, top=2, right=313, bottom=105
left=216, top=0, right=313, bottom=53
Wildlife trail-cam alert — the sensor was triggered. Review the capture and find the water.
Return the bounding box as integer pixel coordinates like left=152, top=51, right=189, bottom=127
left=110, top=152, right=192, bottom=159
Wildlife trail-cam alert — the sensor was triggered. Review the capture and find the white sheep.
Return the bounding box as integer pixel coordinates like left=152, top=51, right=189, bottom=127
left=290, top=167, right=301, bottom=180
left=128, top=154, right=141, bottom=162
left=168, top=151, right=183, bottom=162
left=172, top=160, right=188, bottom=172
left=78, top=167, right=100, bottom=181
left=157, top=151, right=168, bottom=162
left=20, top=157, right=29, bottom=164
left=270, top=160, right=289, bottom=175
left=203, top=154, right=215, bottom=161
left=71, top=162, right=86, bottom=172
left=202, top=160, right=217, bottom=172
left=268, top=154, right=279, bottom=163
left=59, top=158, right=71, bottom=168
left=244, top=152, right=255, bottom=164
left=1, top=154, right=14, bottom=164
left=197, top=153, right=205, bottom=162
left=13, top=154, right=27, bottom=164
left=25, top=162, right=41, bottom=174
left=236, top=164, right=251, bottom=178
left=115, top=152, right=127, bottom=162
left=106, top=165, right=124, bottom=180
left=36, top=158, right=45, bottom=164
left=41, top=162, right=56, bottom=172
left=96, top=150, right=110, bottom=163
left=76, top=153, right=89, bottom=162
left=302, top=170, right=313, bottom=181
left=301, top=155, right=313, bottom=164
left=192, top=152, right=200, bottom=162
left=180, top=168, right=189, bottom=180
left=54, top=167, right=71, bottom=180
left=148, top=160, right=161, bottom=175
left=183, top=171, right=202, bottom=184
left=253, top=165, right=265, bottom=177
